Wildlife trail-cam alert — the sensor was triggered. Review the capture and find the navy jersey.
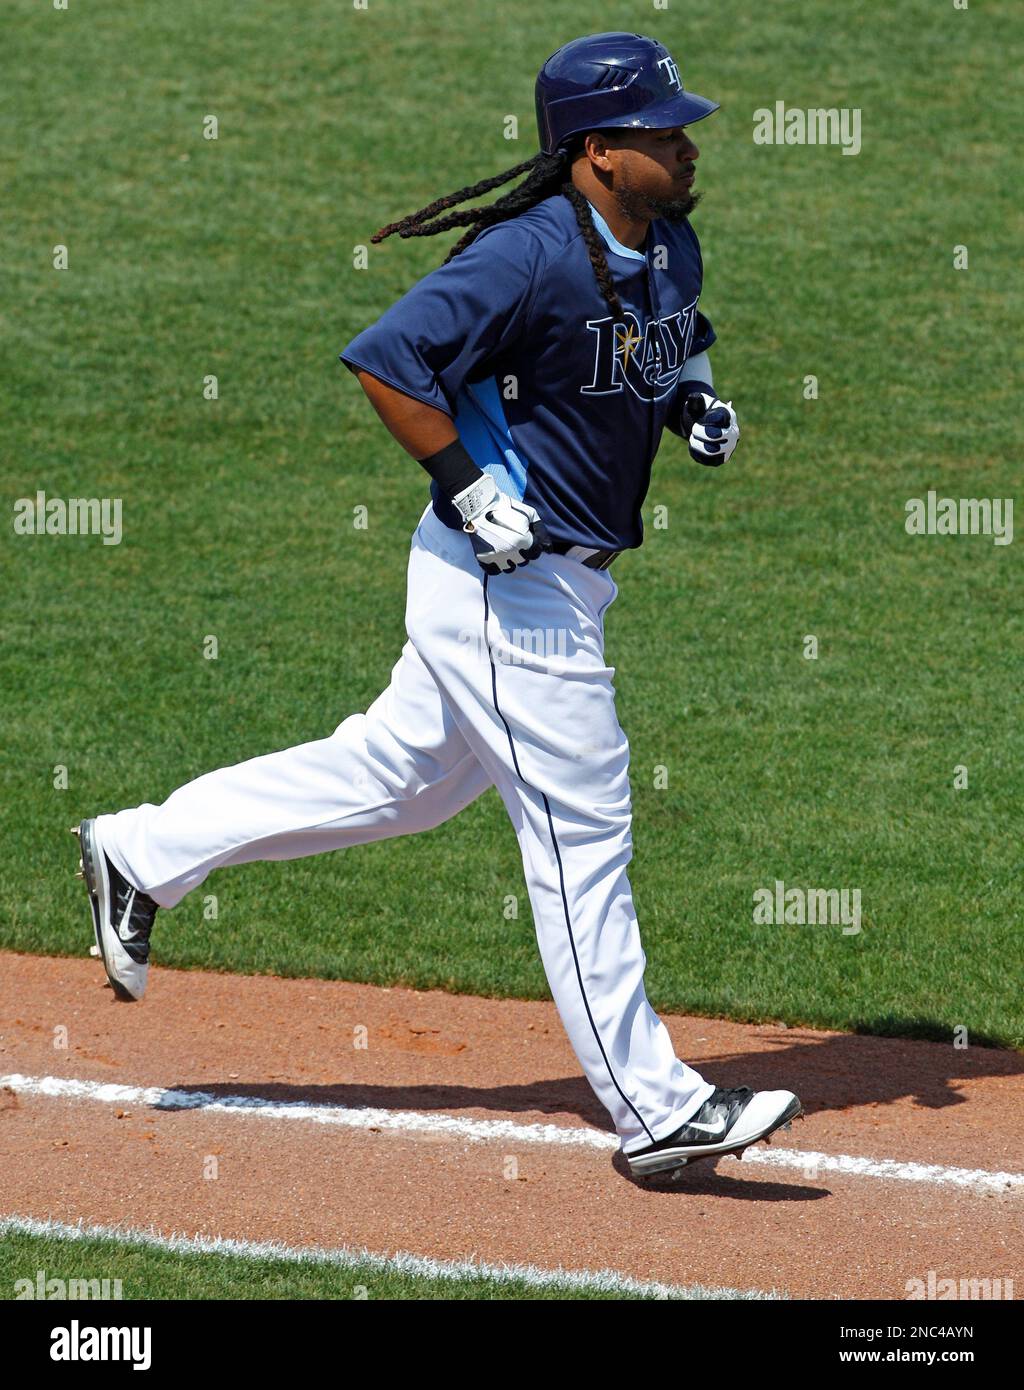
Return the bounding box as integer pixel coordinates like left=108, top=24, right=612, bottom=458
left=339, top=192, right=715, bottom=551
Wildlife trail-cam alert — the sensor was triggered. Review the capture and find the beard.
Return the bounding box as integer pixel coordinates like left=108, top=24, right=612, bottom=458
left=614, top=183, right=703, bottom=224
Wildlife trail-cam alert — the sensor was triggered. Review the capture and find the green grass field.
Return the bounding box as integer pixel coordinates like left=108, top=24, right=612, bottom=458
left=0, top=1224, right=775, bottom=1301
left=2, top=0, right=1021, bottom=1046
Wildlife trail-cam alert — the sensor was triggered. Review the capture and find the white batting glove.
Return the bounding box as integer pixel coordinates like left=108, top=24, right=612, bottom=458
left=452, top=473, right=551, bottom=576
left=682, top=392, right=741, bottom=467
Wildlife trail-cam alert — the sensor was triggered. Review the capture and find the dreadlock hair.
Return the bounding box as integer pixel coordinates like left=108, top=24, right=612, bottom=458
left=370, top=138, right=628, bottom=324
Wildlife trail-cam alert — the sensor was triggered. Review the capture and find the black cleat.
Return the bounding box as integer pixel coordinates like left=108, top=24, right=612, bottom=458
left=72, top=819, right=159, bottom=1001
left=627, top=1086, right=803, bottom=1177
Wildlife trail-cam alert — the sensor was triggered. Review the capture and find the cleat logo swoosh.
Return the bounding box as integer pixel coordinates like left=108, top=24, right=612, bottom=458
left=685, top=1118, right=727, bottom=1137
left=117, top=888, right=136, bottom=942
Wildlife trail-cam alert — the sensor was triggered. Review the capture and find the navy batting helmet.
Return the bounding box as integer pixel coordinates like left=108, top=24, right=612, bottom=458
left=535, top=32, right=719, bottom=157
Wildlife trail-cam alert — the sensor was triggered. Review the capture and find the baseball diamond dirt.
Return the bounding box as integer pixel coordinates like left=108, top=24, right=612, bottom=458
left=1, top=952, right=1020, bottom=1300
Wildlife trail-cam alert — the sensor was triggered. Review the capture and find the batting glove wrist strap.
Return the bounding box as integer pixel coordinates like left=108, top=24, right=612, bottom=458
left=451, top=471, right=499, bottom=525
left=673, top=381, right=714, bottom=436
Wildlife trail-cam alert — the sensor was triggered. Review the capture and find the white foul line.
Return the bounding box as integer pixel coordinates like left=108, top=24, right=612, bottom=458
left=3, top=1072, right=1021, bottom=1196
left=0, top=1214, right=780, bottom=1300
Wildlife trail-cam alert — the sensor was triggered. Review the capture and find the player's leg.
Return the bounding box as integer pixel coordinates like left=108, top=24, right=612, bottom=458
left=92, top=633, right=492, bottom=912
left=79, top=595, right=493, bottom=1001
left=405, top=506, right=716, bottom=1155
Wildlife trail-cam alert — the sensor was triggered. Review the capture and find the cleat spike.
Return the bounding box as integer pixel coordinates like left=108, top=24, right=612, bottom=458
left=69, top=826, right=81, bottom=836
left=74, top=870, right=85, bottom=879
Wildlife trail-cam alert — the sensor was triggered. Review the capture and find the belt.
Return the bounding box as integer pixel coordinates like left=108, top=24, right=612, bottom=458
left=430, top=494, right=622, bottom=570
left=548, top=540, right=623, bottom=570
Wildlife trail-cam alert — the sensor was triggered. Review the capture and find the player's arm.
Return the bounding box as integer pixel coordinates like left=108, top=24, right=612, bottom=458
left=352, top=368, right=550, bottom=575
left=353, top=368, right=481, bottom=509
left=665, top=349, right=715, bottom=438
left=353, top=368, right=482, bottom=489
left=341, top=222, right=551, bottom=572
left=354, top=370, right=459, bottom=459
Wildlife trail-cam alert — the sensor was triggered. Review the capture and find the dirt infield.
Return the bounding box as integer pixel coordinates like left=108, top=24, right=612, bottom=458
left=1, top=951, right=1021, bottom=1299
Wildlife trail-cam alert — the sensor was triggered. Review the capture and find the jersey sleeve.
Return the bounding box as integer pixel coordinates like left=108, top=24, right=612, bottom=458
left=689, top=307, right=716, bottom=356
left=664, top=339, right=718, bottom=440
left=679, top=219, right=717, bottom=357
left=339, top=221, right=544, bottom=417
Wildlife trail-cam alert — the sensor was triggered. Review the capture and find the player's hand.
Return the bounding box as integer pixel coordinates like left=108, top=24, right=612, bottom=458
left=682, top=392, right=740, bottom=467
left=452, top=473, right=552, bottom=576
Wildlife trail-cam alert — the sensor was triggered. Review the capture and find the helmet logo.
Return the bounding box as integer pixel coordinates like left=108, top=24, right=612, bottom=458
left=655, top=55, right=682, bottom=90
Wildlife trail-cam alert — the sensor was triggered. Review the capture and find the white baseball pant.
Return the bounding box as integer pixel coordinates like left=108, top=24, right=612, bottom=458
left=97, top=501, right=714, bottom=1153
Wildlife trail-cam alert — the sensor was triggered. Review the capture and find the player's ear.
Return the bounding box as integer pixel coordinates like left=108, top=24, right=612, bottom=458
left=581, top=129, right=615, bottom=170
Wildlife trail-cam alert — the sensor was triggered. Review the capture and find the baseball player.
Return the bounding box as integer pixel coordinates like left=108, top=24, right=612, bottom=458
left=74, top=32, right=801, bottom=1179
